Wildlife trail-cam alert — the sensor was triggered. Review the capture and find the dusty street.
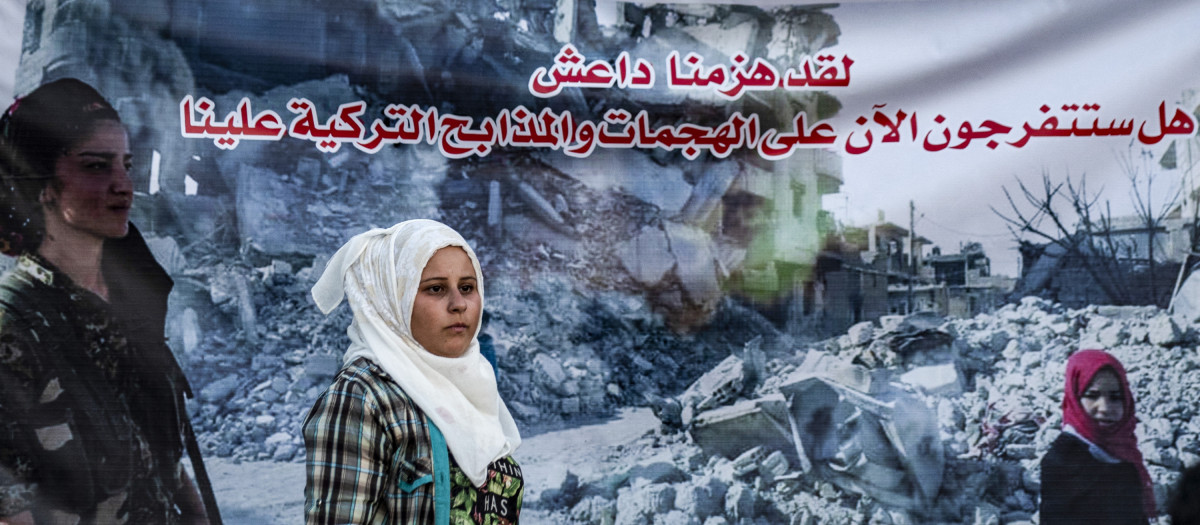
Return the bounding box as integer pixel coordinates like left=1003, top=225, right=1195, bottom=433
left=210, top=407, right=660, bottom=524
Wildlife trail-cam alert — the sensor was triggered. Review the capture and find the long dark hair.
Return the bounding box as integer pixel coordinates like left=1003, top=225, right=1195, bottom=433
left=0, top=78, right=122, bottom=255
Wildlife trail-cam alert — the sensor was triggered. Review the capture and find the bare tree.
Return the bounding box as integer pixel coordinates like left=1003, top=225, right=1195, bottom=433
left=992, top=171, right=1135, bottom=304
left=1118, top=147, right=1184, bottom=303
left=995, top=148, right=1187, bottom=306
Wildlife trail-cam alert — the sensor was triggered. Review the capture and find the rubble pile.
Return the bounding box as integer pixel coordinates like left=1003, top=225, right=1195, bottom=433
left=527, top=297, right=1200, bottom=524
left=178, top=245, right=791, bottom=461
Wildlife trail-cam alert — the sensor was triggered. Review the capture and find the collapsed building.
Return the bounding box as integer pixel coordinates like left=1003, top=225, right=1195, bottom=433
left=1014, top=135, right=1200, bottom=310
left=15, top=0, right=852, bottom=332
left=11, top=0, right=874, bottom=458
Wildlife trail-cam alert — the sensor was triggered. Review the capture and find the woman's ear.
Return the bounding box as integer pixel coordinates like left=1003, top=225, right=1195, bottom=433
left=39, top=187, right=56, bottom=208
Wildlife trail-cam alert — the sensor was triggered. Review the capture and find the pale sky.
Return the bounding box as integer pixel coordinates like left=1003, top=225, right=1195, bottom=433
left=826, top=0, right=1200, bottom=275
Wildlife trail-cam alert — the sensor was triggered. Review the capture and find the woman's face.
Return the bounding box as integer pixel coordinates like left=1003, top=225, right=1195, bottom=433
left=43, top=120, right=133, bottom=240
left=1080, top=368, right=1125, bottom=427
left=410, top=246, right=481, bottom=358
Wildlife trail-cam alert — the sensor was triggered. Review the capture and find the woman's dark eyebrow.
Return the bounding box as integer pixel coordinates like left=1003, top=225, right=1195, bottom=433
left=75, top=151, right=134, bottom=162
left=420, top=275, right=476, bottom=284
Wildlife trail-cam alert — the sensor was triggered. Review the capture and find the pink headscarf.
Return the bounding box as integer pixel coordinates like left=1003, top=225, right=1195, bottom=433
left=1062, top=349, right=1155, bottom=517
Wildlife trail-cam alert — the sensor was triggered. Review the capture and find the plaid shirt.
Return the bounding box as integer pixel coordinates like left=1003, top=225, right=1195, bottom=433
left=304, top=358, right=444, bottom=524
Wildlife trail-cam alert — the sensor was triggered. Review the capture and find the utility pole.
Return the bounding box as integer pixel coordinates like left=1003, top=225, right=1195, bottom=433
left=908, top=200, right=915, bottom=313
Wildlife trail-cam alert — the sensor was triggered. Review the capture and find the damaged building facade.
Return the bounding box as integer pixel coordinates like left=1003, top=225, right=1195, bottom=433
left=11, top=0, right=873, bottom=470
left=797, top=219, right=1013, bottom=334
left=16, top=0, right=852, bottom=334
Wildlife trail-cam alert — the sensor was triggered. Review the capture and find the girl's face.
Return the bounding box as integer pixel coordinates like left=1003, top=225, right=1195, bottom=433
left=410, top=247, right=481, bottom=358
left=43, top=120, right=133, bottom=240
left=1080, top=368, right=1125, bottom=427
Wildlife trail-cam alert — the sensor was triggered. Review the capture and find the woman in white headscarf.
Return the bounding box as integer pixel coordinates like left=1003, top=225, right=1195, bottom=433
left=303, top=219, right=522, bottom=525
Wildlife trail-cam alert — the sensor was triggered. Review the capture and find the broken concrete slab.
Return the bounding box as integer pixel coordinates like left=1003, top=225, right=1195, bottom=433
left=846, top=321, right=876, bottom=346
left=776, top=363, right=944, bottom=509
left=616, top=226, right=675, bottom=286
left=516, top=180, right=572, bottom=234
left=536, top=148, right=691, bottom=214
left=664, top=221, right=721, bottom=305
left=678, top=354, right=746, bottom=424
left=688, top=394, right=792, bottom=462
left=677, top=161, right=739, bottom=226
left=789, top=350, right=874, bottom=394
left=1148, top=315, right=1184, bottom=346
left=899, top=363, right=962, bottom=397
left=502, top=213, right=580, bottom=255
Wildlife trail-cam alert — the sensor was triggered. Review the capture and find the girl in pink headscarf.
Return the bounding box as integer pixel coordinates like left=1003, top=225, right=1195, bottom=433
left=1040, top=349, right=1154, bottom=524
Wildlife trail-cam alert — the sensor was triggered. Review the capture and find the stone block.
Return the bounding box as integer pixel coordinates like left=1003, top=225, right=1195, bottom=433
left=570, top=496, right=616, bottom=525
left=899, top=363, right=962, bottom=396
left=303, top=354, right=342, bottom=380
left=847, top=321, right=876, bottom=346
left=664, top=221, right=721, bottom=305
left=615, top=483, right=675, bottom=525
left=657, top=510, right=702, bottom=525
left=534, top=353, right=568, bottom=386
left=674, top=477, right=726, bottom=519
left=616, top=227, right=675, bottom=286
left=680, top=354, right=745, bottom=413
left=200, top=374, right=240, bottom=403
left=689, top=395, right=792, bottom=461
left=1148, top=315, right=1183, bottom=346
left=724, top=483, right=757, bottom=521
left=621, top=453, right=686, bottom=486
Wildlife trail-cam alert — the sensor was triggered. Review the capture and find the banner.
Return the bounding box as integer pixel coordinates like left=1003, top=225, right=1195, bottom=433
left=1, top=0, right=1198, bottom=522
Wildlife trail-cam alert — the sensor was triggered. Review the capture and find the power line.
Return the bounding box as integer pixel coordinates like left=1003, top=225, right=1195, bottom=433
left=916, top=214, right=1012, bottom=239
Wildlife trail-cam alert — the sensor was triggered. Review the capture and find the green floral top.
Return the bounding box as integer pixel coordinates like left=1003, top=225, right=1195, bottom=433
left=450, top=456, right=524, bottom=525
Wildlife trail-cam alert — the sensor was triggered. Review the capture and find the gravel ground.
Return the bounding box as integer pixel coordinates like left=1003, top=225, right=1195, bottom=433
left=208, top=407, right=661, bottom=524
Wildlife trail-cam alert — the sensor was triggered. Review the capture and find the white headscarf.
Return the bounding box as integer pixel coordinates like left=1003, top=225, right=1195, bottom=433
left=311, top=219, right=520, bottom=486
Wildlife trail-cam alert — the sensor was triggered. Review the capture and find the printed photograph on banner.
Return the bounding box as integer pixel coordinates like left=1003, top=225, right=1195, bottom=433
left=1, top=0, right=1198, bottom=523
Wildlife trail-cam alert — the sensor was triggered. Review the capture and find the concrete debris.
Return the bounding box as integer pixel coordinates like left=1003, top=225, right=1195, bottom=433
left=1147, top=315, right=1183, bottom=346
left=1171, top=268, right=1200, bottom=322
left=677, top=161, right=740, bottom=227
left=900, top=363, right=963, bottom=397
left=688, top=395, right=791, bottom=462
left=200, top=374, right=240, bottom=404
left=536, top=148, right=691, bottom=215
left=616, top=227, right=675, bottom=286
left=522, top=297, right=1200, bottom=524
left=515, top=180, right=572, bottom=234
left=775, top=365, right=944, bottom=508
left=664, top=221, right=722, bottom=305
